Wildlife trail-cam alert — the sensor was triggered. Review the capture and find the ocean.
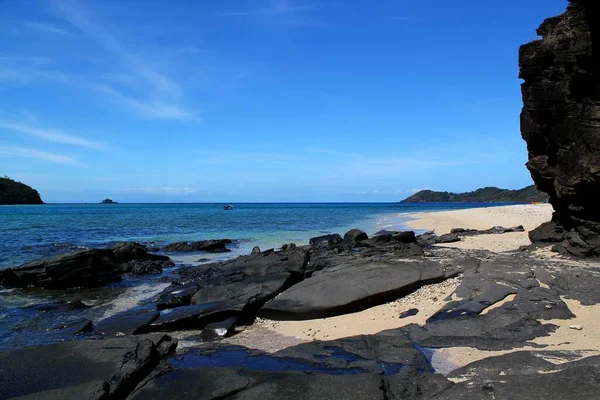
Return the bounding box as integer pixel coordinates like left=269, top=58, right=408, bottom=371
left=0, top=202, right=504, bottom=268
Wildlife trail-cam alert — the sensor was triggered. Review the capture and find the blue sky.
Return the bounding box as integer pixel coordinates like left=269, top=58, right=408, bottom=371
left=0, top=0, right=567, bottom=202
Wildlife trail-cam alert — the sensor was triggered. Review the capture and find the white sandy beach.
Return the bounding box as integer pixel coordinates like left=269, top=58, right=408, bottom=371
left=405, top=203, right=553, bottom=252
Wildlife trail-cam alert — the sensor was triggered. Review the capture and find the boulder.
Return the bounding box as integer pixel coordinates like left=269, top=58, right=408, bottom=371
left=110, top=242, right=169, bottom=263
left=520, top=0, right=600, bottom=258
left=260, top=259, right=462, bottom=320
left=0, top=249, right=125, bottom=289
left=309, top=234, right=343, bottom=247
left=0, top=334, right=177, bottom=399
left=95, top=304, right=160, bottom=336
left=163, top=239, right=232, bottom=253
left=152, top=248, right=309, bottom=325
left=149, top=303, right=241, bottom=332
left=128, top=259, right=174, bottom=275
left=343, top=229, right=368, bottom=242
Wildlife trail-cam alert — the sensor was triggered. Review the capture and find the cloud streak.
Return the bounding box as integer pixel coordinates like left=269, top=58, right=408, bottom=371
left=49, top=0, right=196, bottom=121
left=22, top=21, right=78, bottom=36
left=0, top=145, right=80, bottom=165
left=219, top=0, right=314, bottom=16
left=118, top=187, right=197, bottom=195
left=0, top=121, right=106, bottom=150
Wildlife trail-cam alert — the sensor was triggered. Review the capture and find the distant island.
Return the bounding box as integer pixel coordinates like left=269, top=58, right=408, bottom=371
left=0, top=177, right=44, bottom=205
left=401, top=185, right=548, bottom=203
left=101, top=198, right=118, bottom=204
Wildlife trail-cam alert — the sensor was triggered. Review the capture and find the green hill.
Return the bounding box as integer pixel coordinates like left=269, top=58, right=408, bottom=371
left=401, top=185, right=547, bottom=203
left=0, top=177, right=44, bottom=205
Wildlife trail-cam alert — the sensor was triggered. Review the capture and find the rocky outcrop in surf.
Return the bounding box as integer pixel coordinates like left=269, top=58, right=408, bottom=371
left=519, top=0, right=600, bottom=258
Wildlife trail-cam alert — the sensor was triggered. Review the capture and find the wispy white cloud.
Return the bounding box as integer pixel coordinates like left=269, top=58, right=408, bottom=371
left=22, top=21, right=78, bottom=36
left=47, top=0, right=196, bottom=121
left=220, top=0, right=314, bottom=16
left=0, top=56, right=71, bottom=85
left=0, top=145, right=81, bottom=165
left=54, top=0, right=180, bottom=98
left=90, top=83, right=197, bottom=122
left=118, top=187, right=197, bottom=195
left=0, top=121, right=106, bottom=150
left=219, top=0, right=322, bottom=26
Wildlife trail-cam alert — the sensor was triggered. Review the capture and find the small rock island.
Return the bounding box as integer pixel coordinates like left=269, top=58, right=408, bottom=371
left=0, top=177, right=44, bottom=205
left=100, top=198, right=118, bottom=204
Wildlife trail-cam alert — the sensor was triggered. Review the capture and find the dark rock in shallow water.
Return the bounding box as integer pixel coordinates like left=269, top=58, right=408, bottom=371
left=520, top=0, right=600, bottom=258
left=110, top=242, right=170, bottom=263
left=309, top=233, right=343, bottom=247
left=95, top=304, right=160, bottom=336
left=344, top=229, right=368, bottom=242
left=0, top=249, right=125, bottom=289
left=0, top=334, right=176, bottom=399
left=156, top=282, right=199, bottom=309
left=47, top=318, right=94, bottom=336
left=163, top=239, right=232, bottom=253
left=130, top=332, right=433, bottom=399
left=128, top=259, right=174, bottom=275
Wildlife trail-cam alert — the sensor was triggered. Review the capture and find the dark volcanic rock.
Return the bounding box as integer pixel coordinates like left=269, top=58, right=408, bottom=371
left=344, top=229, right=368, bottom=242
left=163, top=239, right=232, bottom=253
left=417, top=226, right=525, bottom=246
left=110, top=242, right=170, bottom=263
left=520, top=0, right=600, bottom=258
left=151, top=248, right=309, bottom=326
left=400, top=308, right=419, bottom=319
left=130, top=367, right=386, bottom=400
left=0, top=334, right=177, bottom=399
left=0, top=249, right=125, bottom=289
left=149, top=303, right=241, bottom=332
left=309, top=233, right=343, bottom=247
left=440, top=352, right=600, bottom=399
left=155, top=282, right=199, bottom=309
left=260, top=259, right=462, bottom=320
left=128, top=259, right=174, bottom=275
left=95, top=304, right=160, bottom=336
left=189, top=249, right=309, bottom=318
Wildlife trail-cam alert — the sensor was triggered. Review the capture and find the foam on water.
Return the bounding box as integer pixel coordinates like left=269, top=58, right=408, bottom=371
left=96, top=281, right=170, bottom=321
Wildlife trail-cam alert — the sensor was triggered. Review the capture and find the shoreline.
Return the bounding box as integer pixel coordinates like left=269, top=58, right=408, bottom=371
left=232, top=204, right=561, bottom=363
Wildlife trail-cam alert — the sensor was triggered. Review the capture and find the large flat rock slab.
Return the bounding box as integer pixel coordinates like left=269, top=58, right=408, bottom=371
left=0, top=334, right=176, bottom=400
left=260, top=260, right=460, bottom=320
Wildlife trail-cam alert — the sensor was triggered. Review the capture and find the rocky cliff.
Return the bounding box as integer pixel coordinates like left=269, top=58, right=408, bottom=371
left=519, top=0, right=600, bottom=257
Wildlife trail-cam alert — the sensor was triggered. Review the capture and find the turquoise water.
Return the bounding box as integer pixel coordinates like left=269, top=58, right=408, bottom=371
left=0, top=202, right=505, bottom=268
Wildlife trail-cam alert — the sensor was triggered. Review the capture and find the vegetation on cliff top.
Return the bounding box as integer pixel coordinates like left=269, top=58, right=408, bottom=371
left=0, top=177, right=44, bottom=205
left=401, top=185, right=547, bottom=203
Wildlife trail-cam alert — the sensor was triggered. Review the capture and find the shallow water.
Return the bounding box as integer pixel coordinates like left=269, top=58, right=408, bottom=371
left=0, top=202, right=506, bottom=268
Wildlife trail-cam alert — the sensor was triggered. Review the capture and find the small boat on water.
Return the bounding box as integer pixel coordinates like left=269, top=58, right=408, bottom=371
left=223, top=204, right=233, bottom=210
